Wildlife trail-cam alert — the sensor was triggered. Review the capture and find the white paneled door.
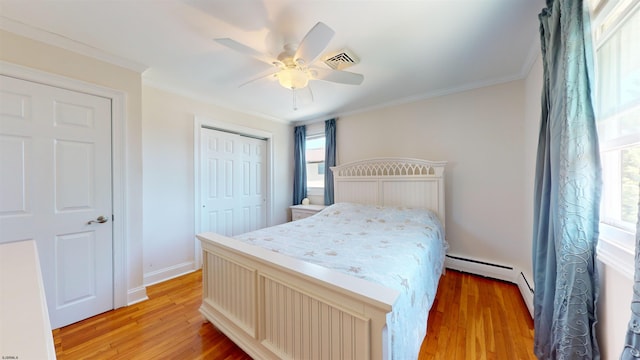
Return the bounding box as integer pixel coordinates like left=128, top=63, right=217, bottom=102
left=201, top=127, right=266, bottom=236
left=0, top=75, right=113, bottom=329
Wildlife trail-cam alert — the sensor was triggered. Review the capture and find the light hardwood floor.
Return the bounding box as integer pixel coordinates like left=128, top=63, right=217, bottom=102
left=53, top=269, right=534, bottom=359
left=420, top=270, right=535, bottom=360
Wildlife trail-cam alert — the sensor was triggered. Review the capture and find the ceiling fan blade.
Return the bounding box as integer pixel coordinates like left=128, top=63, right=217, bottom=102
left=239, top=68, right=280, bottom=87
left=294, top=22, right=335, bottom=66
left=311, top=68, right=364, bottom=85
left=214, top=38, right=277, bottom=66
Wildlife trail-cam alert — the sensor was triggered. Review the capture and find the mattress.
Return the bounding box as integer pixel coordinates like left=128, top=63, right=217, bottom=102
left=234, top=202, right=448, bottom=359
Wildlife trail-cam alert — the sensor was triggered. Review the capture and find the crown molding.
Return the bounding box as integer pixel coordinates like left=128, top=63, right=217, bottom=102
left=520, top=33, right=541, bottom=79
left=142, top=77, right=289, bottom=125
left=0, top=15, right=147, bottom=73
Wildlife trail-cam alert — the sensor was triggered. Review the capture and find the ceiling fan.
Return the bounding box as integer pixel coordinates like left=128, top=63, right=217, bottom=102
left=215, top=22, right=364, bottom=109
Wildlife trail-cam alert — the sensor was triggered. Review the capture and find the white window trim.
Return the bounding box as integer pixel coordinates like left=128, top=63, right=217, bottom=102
left=591, top=0, right=639, bottom=279
left=305, top=129, right=326, bottom=193
left=597, top=224, right=635, bottom=279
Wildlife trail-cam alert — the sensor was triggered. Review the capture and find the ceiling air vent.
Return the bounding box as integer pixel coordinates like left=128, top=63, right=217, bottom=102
left=322, top=48, right=360, bottom=70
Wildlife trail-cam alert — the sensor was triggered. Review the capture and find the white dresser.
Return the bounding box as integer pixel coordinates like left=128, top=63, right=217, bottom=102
left=289, top=204, right=327, bottom=221
left=0, top=240, right=56, bottom=359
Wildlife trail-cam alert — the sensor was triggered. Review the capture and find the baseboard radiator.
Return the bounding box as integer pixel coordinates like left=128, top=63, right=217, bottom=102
left=445, top=254, right=534, bottom=317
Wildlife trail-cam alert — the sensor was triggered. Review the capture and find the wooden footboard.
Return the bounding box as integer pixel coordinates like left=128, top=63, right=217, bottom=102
left=197, top=232, right=399, bottom=360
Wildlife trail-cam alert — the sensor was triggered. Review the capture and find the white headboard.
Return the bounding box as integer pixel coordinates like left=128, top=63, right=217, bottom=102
left=331, top=157, right=447, bottom=226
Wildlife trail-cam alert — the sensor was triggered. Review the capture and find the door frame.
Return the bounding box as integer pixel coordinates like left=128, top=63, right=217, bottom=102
left=193, top=115, right=274, bottom=268
left=1, top=61, right=129, bottom=309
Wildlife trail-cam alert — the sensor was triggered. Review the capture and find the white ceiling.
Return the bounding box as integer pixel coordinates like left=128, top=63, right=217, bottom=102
left=0, top=0, right=544, bottom=123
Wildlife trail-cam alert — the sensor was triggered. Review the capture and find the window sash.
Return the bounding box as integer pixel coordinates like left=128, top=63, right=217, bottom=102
left=592, top=0, right=639, bottom=277
left=305, top=135, right=326, bottom=189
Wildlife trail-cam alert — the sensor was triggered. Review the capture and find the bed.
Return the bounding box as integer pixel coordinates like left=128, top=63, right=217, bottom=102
left=197, top=157, right=447, bottom=359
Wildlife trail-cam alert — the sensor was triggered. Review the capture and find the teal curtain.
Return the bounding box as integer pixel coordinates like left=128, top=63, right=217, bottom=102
left=621, top=184, right=640, bottom=359
left=533, top=0, right=601, bottom=358
left=293, top=125, right=307, bottom=205
left=324, top=118, right=336, bottom=205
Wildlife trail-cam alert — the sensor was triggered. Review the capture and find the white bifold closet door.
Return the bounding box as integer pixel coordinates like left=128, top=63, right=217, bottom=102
left=200, top=127, right=267, bottom=236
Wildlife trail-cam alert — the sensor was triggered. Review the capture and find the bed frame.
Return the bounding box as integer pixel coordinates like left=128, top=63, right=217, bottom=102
left=197, top=158, right=446, bottom=360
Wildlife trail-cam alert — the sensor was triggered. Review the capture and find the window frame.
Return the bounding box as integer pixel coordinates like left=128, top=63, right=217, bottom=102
left=305, top=133, right=326, bottom=197
left=591, top=0, right=640, bottom=279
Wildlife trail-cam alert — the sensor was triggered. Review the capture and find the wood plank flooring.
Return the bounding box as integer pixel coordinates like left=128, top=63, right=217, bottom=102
left=53, top=269, right=534, bottom=359
left=419, top=270, right=535, bottom=360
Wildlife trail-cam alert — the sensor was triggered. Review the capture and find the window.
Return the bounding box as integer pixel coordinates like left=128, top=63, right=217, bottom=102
left=592, top=0, right=640, bottom=275
left=306, top=135, right=325, bottom=190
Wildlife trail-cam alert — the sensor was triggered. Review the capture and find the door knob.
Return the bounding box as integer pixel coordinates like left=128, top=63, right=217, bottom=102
left=87, top=215, right=108, bottom=225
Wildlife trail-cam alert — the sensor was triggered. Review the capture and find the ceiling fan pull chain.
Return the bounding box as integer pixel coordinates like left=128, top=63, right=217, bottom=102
left=292, top=89, right=298, bottom=111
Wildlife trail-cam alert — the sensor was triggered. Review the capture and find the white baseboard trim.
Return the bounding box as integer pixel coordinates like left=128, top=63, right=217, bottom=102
left=445, top=254, right=534, bottom=318
left=143, top=261, right=196, bottom=287
left=516, top=271, right=534, bottom=317
left=445, top=254, right=516, bottom=282
left=127, top=286, right=149, bottom=306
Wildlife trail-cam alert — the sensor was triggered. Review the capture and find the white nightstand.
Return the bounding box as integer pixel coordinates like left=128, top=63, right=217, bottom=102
left=290, top=204, right=327, bottom=221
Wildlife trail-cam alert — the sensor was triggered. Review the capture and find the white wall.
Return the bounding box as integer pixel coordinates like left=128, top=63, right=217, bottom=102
left=522, top=55, right=542, bottom=290
left=337, top=80, right=530, bottom=275
left=598, top=263, right=633, bottom=358
left=141, top=85, right=293, bottom=284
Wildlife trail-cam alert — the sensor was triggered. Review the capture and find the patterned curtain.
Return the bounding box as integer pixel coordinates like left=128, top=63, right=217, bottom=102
left=324, top=118, right=336, bottom=205
left=622, top=184, right=640, bottom=359
left=293, top=125, right=307, bottom=205
left=533, top=0, right=601, bottom=358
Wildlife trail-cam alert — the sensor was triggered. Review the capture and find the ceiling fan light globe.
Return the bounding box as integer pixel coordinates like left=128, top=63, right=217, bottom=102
left=278, top=68, right=309, bottom=90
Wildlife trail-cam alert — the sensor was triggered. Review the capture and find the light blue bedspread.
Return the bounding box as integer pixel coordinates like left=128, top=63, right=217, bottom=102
left=234, top=202, right=448, bottom=359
